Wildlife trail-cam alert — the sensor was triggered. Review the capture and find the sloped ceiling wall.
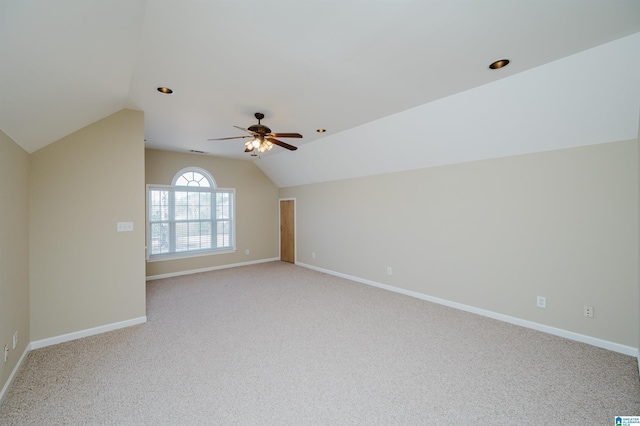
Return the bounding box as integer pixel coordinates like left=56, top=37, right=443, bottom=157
left=257, top=33, right=640, bottom=188
left=0, top=1, right=146, bottom=152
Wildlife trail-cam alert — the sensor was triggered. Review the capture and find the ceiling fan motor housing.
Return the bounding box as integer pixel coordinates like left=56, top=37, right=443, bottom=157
left=247, top=124, right=271, bottom=134
left=249, top=113, right=269, bottom=134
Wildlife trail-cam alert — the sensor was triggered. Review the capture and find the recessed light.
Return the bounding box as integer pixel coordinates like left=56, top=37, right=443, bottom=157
left=316, top=129, right=326, bottom=133
left=157, top=87, right=173, bottom=94
left=489, top=59, right=510, bottom=70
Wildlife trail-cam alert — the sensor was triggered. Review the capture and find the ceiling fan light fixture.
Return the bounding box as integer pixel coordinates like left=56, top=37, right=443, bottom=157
left=317, top=129, right=326, bottom=133
left=156, top=86, right=173, bottom=94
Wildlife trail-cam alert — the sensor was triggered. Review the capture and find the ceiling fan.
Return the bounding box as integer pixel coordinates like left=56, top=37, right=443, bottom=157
left=208, top=112, right=302, bottom=156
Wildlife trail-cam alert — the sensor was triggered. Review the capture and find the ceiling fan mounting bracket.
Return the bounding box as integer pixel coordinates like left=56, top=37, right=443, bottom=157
left=254, top=112, right=265, bottom=122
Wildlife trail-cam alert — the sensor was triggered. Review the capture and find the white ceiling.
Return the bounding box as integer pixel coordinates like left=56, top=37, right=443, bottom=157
left=260, top=32, right=640, bottom=187
left=1, top=0, right=639, bottom=185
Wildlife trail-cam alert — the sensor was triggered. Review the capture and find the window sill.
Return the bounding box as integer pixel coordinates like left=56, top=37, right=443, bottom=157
left=146, top=248, right=236, bottom=263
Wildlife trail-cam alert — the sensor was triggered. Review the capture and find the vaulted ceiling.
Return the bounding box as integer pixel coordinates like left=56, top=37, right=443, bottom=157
left=1, top=1, right=639, bottom=187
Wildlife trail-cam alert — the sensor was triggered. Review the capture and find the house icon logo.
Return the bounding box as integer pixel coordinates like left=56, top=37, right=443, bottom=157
left=616, top=417, right=640, bottom=426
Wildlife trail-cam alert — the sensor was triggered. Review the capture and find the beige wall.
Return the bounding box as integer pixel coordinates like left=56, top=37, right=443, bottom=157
left=145, top=149, right=279, bottom=277
left=0, top=131, right=30, bottom=392
left=280, top=140, right=639, bottom=348
left=29, top=109, right=146, bottom=341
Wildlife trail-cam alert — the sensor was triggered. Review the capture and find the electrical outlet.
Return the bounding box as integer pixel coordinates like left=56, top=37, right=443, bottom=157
left=584, top=305, right=594, bottom=318
left=537, top=296, right=546, bottom=308
left=4, top=345, right=8, bottom=362
left=245, top=249, right=250, bottom=255
left=12, top=331, right=17, bottom=349
left=312, top=252, right=316, bottom=259
left=387, top=267, right=393, bottom=275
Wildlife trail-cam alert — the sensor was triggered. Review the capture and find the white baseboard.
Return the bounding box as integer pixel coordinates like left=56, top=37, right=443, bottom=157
left=2, top=316, right=147, bottom=404
left=297, top=262, right=639, bottom=358
left=30, top=316, right=147, bottom=350
left=146, top=257, right=280, bottom=281
left=0, top=344, right=30, bottom=404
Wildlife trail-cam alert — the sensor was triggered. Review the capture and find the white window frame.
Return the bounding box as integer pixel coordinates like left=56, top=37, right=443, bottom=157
left=172, top=167, right=217, bottom=188
left=146, top=168, right=236, bottom=262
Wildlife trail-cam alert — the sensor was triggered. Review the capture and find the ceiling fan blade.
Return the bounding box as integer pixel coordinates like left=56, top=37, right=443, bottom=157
left=234, top=125, right=258, bottom=135
left=267, top=137, right=297, bottom=151
left=207, top=136, right=252, bottom=141
left=268, top=132, right=303, bottom=138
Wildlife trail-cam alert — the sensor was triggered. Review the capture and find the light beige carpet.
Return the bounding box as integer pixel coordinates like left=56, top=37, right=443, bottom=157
left=1, top=261, right=639, bottom=425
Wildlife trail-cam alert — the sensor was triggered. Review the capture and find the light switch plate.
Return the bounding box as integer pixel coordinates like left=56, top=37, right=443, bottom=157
left=117, top=222, right=134, bottom=232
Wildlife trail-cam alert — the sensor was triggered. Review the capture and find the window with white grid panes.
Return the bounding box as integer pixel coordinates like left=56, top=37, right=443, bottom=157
left=147, top=168, right=235, bottom=259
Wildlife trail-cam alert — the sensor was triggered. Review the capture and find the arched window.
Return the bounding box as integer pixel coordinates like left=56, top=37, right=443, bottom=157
left=147, top=167, right=234, bottom=259
left=172, top=167, right=215, bottom=188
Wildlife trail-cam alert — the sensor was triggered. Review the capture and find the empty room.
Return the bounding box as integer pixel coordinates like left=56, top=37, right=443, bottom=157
left=1, top=0, right=640, bottom=424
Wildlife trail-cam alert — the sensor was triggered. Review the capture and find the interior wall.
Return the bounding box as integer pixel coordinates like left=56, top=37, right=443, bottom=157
left=0, top=131, right=30, bottom=394
left=145, top=149, right=279, bottom=277
left=29, top=109, right=146, bottom=341
left=280, top=140, right=639, bottom=348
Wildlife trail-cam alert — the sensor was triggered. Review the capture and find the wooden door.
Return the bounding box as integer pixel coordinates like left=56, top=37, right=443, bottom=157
left=280, top=200, right=295, bottom=263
